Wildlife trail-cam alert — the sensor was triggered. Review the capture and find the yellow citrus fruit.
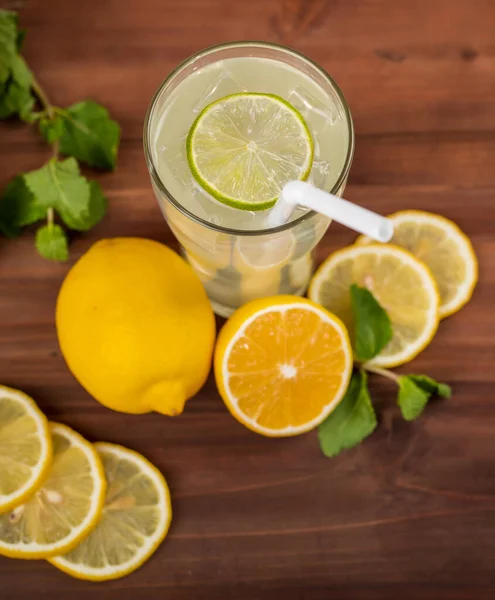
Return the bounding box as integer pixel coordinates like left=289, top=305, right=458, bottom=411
left=214, top=296, right=353, bottom=437
left=183, top=250, right=217, bottom=284
left=0, top=386, right=52, bottom=513
left=56, top=238, right=216, bottom=416
left=49, top=442, right=172, bottom=581
left=289, top=253, right=313, bottom=290
left=232, top=233, right=296, bottom=275
left=0, top=422, right=106, bottom=559
left=239, top=268, right=282, bottom=304
left=309, top=245, right=440, bottom=368
left=355, top=210, right=478, bottom=318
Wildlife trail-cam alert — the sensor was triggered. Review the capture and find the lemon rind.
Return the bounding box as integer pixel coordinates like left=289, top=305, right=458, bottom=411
left=0, top=386, right=53, bottom=514
left=49, top=442, right=172, bottom=581
left=215, top=296, right=353, bottom=437
left=0, top=422, right=106, bottom=559
left=309, top=244, right=440, bottom=368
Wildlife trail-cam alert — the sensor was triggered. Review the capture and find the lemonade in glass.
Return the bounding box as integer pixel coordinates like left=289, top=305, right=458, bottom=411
left=144, top=42, right=354, bottom=317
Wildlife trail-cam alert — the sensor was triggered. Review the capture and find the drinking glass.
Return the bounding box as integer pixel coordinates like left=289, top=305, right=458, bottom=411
left=144, top=42, right=354, bottom=317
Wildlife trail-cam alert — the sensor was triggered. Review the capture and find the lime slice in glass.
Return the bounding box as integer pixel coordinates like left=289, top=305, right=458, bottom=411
left=187, top=93, right=314, bottom=211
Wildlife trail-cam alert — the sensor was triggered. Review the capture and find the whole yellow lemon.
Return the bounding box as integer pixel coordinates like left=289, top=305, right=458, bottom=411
left=56, top=238, right=215, bottom=416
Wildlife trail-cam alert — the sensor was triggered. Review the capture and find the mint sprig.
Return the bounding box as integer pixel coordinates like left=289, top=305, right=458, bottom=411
left=318, top=284, right=451, bottom=457
left=0, top=9, right=120, bottom=260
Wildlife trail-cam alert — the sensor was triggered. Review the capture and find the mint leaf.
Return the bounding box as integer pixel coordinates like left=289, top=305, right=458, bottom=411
left=24, top=157, right=91, bottom=224
left=350, top=284, right=392, bottom=361
left=408, top=375, right=452, bottom=399
left=318, top=369, right=377, bottom=458
left=0, top=176, right=47, bottom=237
left=16, top=29, right=26, bottom=52
left=0, top=11, right=34, bottom=121
left=397, top=376, right=430, bottom=421
left=0, top=80, right=33, bottom=118
left=54, top=101, right=120, bottom=170
left=10, top=54, right=32, bottom=89
left=60, top=180, right=107, bottom=231
left=0, top=10, right=18, bottom=85
left=35, top=224, right=68, bottom=261
left=18, top=94, right=35, bottom=123
left=398, top=374, right=451, bottom=421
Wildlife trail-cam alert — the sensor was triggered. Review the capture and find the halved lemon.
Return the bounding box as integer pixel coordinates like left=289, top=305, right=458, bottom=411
left=309, top=245, right=440, bottom=367
left=49, top=442, right=172, bottom=581
left=214, top=296, right=353, bottom=437
left=187, top=93, right=314, bottom=210
left=355, top=210, right=478, bottom=318
left=0, top=422, right=106, bottom=559
left=0, top=386, right=52, bottom=513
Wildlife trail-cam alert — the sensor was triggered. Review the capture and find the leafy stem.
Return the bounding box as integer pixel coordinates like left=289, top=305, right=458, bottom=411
left=318, top=285, right=451, bottom=458
left=0, top=9, right=120, bottom=260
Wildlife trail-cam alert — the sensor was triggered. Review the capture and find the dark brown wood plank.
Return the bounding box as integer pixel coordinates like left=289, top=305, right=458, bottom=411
left=1, top=0, right=495, bottom=598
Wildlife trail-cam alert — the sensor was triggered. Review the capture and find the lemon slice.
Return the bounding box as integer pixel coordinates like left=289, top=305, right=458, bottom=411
left=355, top=210, right=478, bottom=318
left=239, top=269, right=282, bottom=304
left=187, top=93, right=314, bottom=210
left=0, top=386, right=52, bottom=513
left=183, top=250, right=218, bottom=284
left=232, top=232, right=296, bottom=275
left=214, top=296, right=353, bottom=437
left=0, top=422, right=106, bottom=559
left=289, top=253, right=313, bottom=289
left=49, top=442, right=172, bottom=581
left=309, top=245, right=440, bottom=367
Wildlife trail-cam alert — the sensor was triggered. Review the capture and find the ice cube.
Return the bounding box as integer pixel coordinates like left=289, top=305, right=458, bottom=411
left=309, top=158, right=332, bottom=189
left=158, top=133, right=191, bottom=188
left=288, top=86, right=339, bottom=132
left=192, top=65, right=248, bottom=114
left=190, top=185, right=261, bottom=230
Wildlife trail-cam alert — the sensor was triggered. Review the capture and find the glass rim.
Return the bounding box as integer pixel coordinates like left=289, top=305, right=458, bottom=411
left=143, top=40, right=355, bottom=237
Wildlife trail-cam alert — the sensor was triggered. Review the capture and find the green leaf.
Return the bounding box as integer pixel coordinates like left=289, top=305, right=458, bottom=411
left=10, top=54, right=32, bottom=89
left=0, top=10, right=18, bottom=85
left=350, top=284, right=392, bottom=362
left=397, top=374, right=451, bottom=422
left=55, top=101, right=120, bottom=170
left=318, top=369, right=377, bottom=458
left=0, top=79, right=34, bottom=119
left=407, top=374, right=452, bottom=399
left=19, top=94, right=35, bottom=122
left=0, top=12, right=35, bottom=120
left=35, top=224, right=69, bottom=261
left=0, top=176, right=47, bottom=237
left=39, top=114, right=64, bottom=143
left=397, top=376, right=430, bottom=421
left=16, top=29, right=26, bottom=52
left=23, top=157, right=91, bottom=224
left=60, top=180, right=107, bottom=231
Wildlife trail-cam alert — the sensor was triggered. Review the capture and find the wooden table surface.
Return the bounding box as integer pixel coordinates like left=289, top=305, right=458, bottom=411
left=1, top=0, right=494, bottom=598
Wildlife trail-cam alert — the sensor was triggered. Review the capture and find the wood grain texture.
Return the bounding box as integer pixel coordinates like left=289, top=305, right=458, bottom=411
left=1, top=0, right=495, bottom=598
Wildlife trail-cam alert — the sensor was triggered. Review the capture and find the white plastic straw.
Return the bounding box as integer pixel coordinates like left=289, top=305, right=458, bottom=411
left=267, top=181, right=394, bottom=243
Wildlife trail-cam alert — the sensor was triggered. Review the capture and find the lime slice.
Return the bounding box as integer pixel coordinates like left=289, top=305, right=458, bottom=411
left=187, top=93, right=314, bottom=211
